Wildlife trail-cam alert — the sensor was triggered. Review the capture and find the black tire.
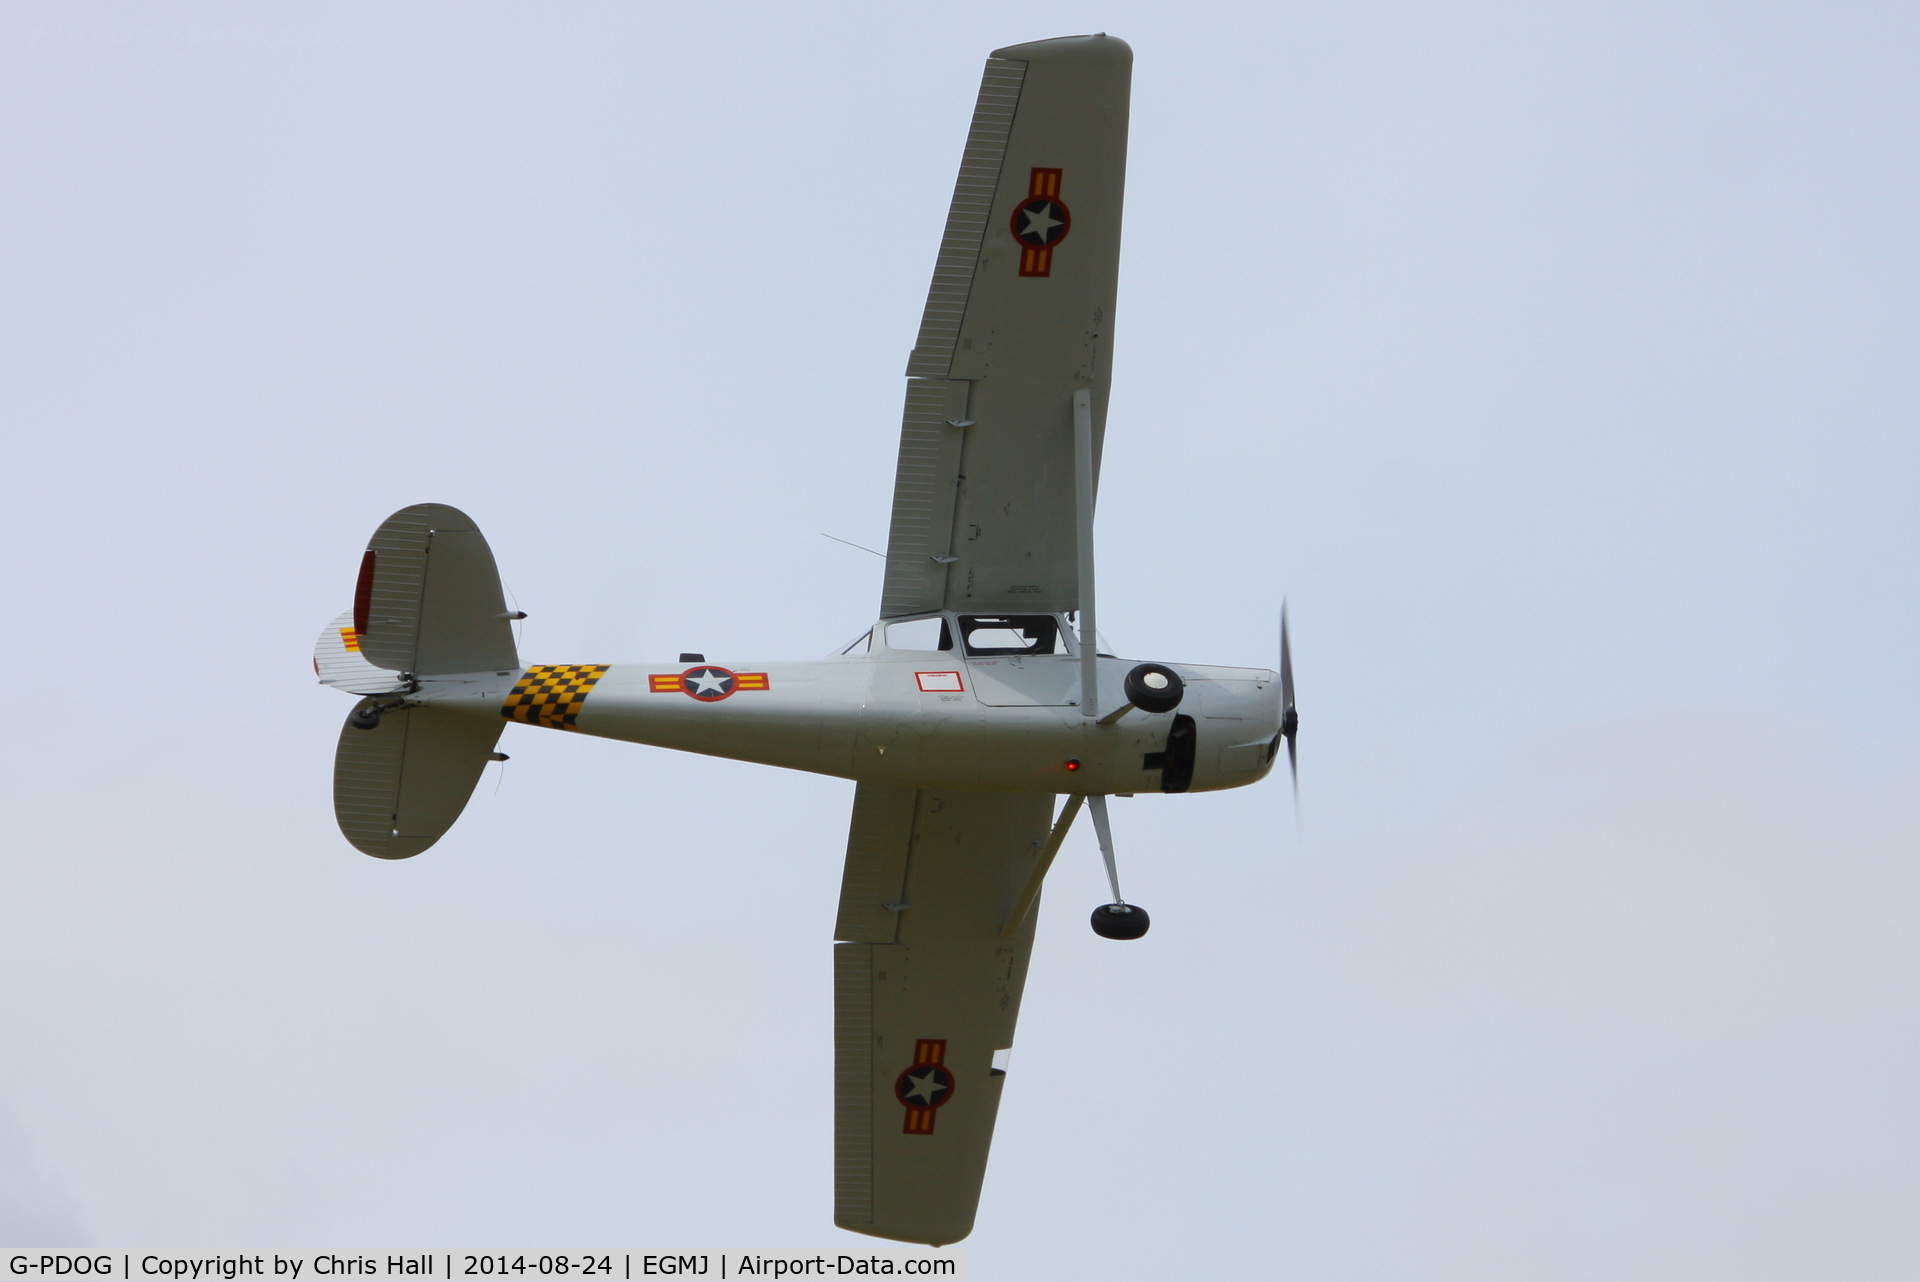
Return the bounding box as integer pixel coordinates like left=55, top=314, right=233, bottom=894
left=1123, top=663, right=1184, bottom=714
left=1090, top=902, right=1151, bottom=940
left=348, top=705, right=382, bottom=731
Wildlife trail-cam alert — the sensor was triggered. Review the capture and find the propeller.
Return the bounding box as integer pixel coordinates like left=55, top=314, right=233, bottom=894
left=1280, top=599, right=1299, bottom=808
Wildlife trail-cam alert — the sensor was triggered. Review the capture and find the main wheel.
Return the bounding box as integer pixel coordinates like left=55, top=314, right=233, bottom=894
left=1123, top=663, right=1184, bottom=714
left=1090, top=902, right=1150, bottom=940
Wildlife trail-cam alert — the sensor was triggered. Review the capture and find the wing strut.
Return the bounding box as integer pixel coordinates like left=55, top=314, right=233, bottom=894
left=999, top=793, right=1085, bottom=939
left=1074, top=386, right=1099, bottom=716
left=1087, top=794, right=1127, bottom=904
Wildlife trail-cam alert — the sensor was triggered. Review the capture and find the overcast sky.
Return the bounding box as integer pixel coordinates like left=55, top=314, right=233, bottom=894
left=2, top=2, right=1917, bottom=1276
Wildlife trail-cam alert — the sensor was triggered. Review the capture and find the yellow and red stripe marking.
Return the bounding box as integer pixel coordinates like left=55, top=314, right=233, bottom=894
left=339, top=628, right=361, bottom=653
left=649, top=666, right=771, bottom=700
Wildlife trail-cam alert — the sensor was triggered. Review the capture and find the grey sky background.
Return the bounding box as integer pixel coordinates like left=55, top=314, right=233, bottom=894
left=1, top=1, right=1916, bottom=1275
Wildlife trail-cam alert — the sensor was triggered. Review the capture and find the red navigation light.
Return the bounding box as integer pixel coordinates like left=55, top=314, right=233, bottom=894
left=1065, top=759, right=1080, bottom=771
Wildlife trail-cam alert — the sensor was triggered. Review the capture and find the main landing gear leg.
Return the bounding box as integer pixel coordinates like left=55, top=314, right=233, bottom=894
left=1086, top=795, right=1150, bottom=940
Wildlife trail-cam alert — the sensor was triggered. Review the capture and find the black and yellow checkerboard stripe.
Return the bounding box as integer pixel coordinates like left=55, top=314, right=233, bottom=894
left=501, top=664, right=610, bottom=731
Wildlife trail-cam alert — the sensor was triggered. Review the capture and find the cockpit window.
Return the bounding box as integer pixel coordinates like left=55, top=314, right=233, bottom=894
left=959, top=615, right=1061, bottom=656
left=885, top=617, right=952, bottom=651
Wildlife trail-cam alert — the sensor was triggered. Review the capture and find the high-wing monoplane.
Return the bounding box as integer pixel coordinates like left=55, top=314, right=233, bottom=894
left=313, top=33, right=1296, bottom=1245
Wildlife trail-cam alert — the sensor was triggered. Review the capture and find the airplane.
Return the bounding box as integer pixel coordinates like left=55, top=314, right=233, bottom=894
left=313, top=32, right=1297, bottom=1246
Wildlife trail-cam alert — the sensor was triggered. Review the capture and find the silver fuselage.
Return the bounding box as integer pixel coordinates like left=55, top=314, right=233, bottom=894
left=414, top=613, right=1281, bottom=796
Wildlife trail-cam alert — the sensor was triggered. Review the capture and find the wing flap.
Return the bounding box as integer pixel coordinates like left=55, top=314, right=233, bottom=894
left=834, top=783, right=919, bottom=944
left=879, top=380, right=970, bottom=619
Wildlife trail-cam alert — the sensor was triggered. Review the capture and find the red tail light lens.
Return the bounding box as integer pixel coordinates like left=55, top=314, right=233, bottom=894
left=352, top=550, right=376, bottom=636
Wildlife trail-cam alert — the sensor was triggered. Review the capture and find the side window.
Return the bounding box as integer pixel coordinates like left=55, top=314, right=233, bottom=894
left=885, top=617, right=952, bottom=651
left=959, top=615, right=1060, bottom=656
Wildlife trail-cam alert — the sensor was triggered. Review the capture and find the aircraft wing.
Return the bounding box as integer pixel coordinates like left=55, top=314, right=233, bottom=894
left=881, top=35, right=1132, bottom=619
left=832, top=783, right=1056, bottom=1244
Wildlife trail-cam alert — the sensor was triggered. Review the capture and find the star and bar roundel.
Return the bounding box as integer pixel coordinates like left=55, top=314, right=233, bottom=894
left=649, top=665, right=770, bottom=701
left=1013, top=168, right=1070, bottom=277
left=896, top=1038, right=956, bottom=1135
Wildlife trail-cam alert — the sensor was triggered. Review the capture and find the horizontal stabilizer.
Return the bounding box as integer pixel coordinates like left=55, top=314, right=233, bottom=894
left=354, top=503, right=518, bottom=676
left=334, top=702, right=503, bottom=859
